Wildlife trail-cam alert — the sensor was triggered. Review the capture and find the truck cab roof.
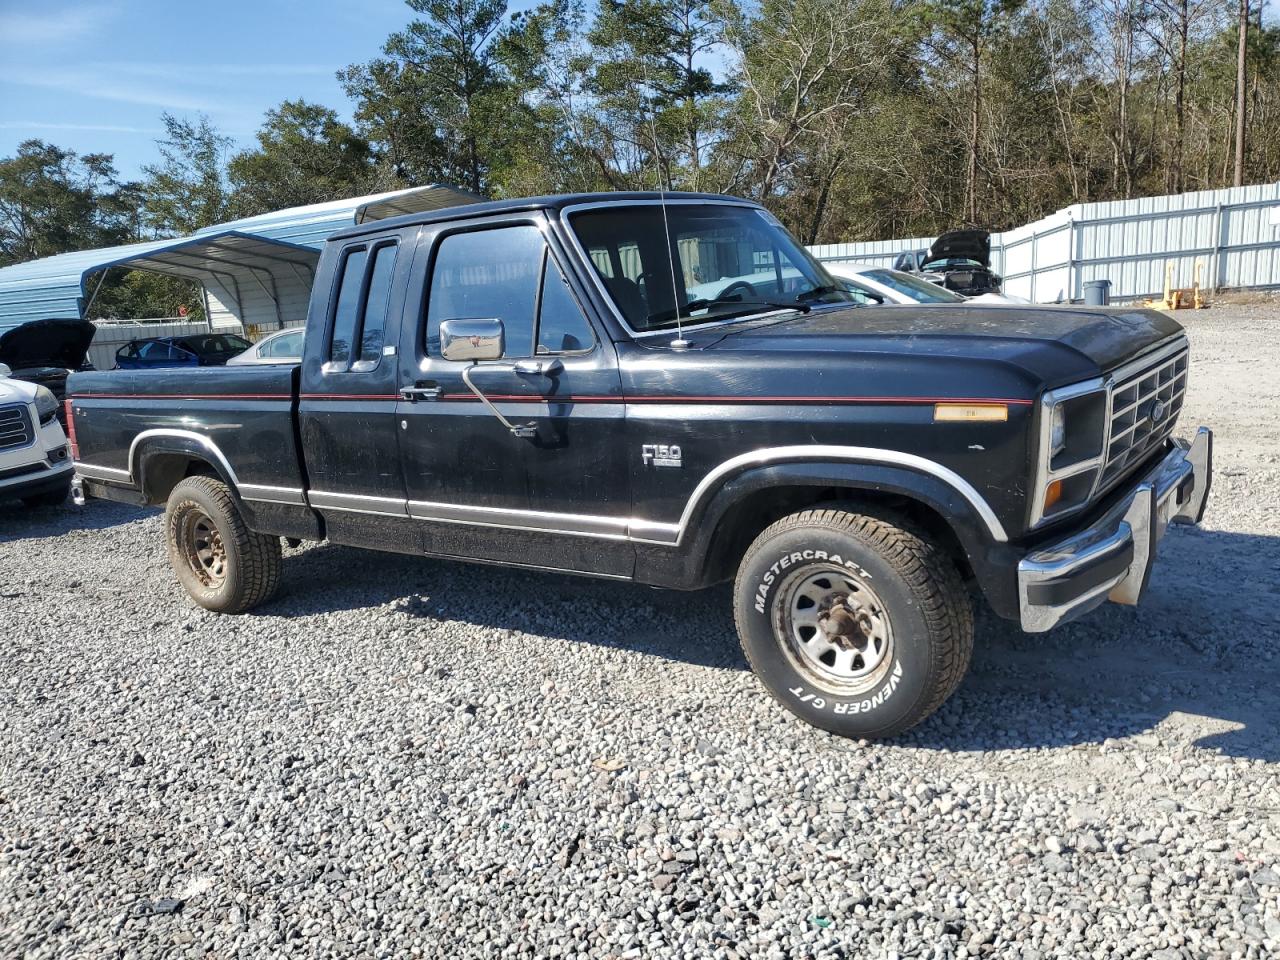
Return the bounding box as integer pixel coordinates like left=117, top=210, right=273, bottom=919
left=326, top=191, right=759, bottom=241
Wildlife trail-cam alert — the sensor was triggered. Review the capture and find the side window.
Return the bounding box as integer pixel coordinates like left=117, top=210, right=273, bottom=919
left=329, top=248, right=368, bottom=365
left=138, top=341, right=168, bottom=360
left=426, top=225, right=543, bottom=359
left=262, top=330, right=302, bottom=358
left=537, top=259, right=595, bottom=355
left=326, top=242, right=399, bottom=371
left=357, top=244, right=397, bottom=368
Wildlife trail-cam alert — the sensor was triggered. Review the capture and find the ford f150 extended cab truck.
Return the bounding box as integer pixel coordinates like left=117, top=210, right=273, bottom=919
left=67, top=192, right=1212, bottom=739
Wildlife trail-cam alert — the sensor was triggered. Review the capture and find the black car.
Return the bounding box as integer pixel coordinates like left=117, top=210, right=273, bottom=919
left=893, top=229, right=1003, bottom=297
left=66, top=191, right=1211, bottom=741
left=0, top=317, right=97, bottom=424
left=115, top=334, right=252, bottom=370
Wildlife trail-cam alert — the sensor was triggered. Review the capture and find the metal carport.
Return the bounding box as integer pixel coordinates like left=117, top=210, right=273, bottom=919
left=0, top=184, right=481, bottom=335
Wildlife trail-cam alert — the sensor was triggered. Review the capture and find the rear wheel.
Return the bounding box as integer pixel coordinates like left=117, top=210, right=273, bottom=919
left=734, top=505, right=973, bottom=739
left=165, top=476, right=281, bottom=613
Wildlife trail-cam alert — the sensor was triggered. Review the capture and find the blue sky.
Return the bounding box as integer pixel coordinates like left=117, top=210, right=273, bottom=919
left=0, top=0, right=529, bottom=181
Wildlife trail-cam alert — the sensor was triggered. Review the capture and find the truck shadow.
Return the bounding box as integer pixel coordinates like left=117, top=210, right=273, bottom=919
left=908, top=523, right=1280, bottom=762
left=0, top=498, right=154, bottom=542
left=264, top=523, right=1279, bottom=761
left=264, top=542, right=746, bottom=672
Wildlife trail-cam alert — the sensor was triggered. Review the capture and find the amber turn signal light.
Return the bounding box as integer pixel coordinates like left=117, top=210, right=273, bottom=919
left=933, top=403, right=1008, bottom=422
left=1043, top=479, right=1063, bottom=511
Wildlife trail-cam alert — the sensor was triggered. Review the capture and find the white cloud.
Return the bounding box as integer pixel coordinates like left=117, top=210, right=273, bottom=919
left=91, top=62, right=336, bottom=79
left=0, top=2, right=120, bottom=47
left=0, top=67, right=227, bottom=113
left=0, top=121, right=163, bottom=135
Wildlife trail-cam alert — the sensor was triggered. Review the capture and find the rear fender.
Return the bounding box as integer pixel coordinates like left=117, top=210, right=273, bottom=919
left=131, top=430, right=239, bottom=505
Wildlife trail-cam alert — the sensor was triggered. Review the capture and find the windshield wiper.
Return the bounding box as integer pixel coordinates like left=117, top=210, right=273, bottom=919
left=795, top=283, right=843, bottom=302
left=646, top=296, right=810, bottom=326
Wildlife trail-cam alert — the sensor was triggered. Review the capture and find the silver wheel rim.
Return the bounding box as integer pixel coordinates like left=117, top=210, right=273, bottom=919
left=775, top=564, right=894, bottom=693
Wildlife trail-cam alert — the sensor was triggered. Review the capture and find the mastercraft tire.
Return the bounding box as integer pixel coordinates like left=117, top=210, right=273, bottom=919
left=164, top=476, right=282, bottom=614
left=734, top=506, right=973, bottom=739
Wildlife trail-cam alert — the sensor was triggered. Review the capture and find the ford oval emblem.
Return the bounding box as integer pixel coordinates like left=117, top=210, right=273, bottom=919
left=1149, top=399, right=1166, bottom=422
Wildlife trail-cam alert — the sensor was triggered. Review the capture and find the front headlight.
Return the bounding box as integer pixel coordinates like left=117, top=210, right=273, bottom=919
left=34, top=385, right=59, bottom=425
left=1049, top=405, right=1067, bottom=459
left=1031, top=381, right=1108, bottom=527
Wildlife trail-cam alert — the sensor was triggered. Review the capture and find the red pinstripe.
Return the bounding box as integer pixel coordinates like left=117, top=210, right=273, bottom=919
left=75, top=392, right=1032, bottom=406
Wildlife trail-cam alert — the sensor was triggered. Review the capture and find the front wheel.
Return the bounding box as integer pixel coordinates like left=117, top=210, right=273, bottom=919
left=165, top=476, right=281, bottom=613
left=734, top=505, right=973, bottom=739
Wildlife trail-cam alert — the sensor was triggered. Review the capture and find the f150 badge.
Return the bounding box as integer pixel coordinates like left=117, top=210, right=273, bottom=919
left=642, top=444, right=683, bottom=468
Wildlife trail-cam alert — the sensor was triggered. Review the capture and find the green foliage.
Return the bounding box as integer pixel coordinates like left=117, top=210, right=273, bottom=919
left=3, top=0, right=1280, bottom=319
left=340, top=0, right=513, bottom=193
left=228, top=100, right=382, bottom=217
left=0, top=141, right=132, bottom=266
left=140, top=113, right=234, bottom=235
left=89, top=270, right=205, bottom=323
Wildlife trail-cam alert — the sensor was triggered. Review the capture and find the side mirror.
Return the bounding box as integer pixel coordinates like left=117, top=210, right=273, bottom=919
left=0, top=363, right=10, bottom=378
left=440, top=318, right=505, bottom=362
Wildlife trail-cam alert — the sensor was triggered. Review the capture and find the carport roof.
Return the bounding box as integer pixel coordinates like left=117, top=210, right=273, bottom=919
left=0, top=183, right=482, bottom=332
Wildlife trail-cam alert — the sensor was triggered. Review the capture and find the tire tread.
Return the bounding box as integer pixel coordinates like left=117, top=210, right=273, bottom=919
left=166, top=476, right=281, bottom=613
left=733, top=504, right=973, bottom=737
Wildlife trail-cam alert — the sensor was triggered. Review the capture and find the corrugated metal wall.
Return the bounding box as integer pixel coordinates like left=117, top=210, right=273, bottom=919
left=809, top=183, right=1280, bottom=303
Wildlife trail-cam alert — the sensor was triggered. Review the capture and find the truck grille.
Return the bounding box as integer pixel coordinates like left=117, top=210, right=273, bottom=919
left=0, top=403, right=34, bottom=451
left=1097, top=346, right=1188, bottom=491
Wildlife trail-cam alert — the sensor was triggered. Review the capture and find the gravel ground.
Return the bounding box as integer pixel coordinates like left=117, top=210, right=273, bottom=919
left=2, top=302, right=1278, bottom=959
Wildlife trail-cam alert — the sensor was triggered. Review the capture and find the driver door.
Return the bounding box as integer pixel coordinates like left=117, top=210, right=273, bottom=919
left=395, top=215, right=633, bottom=577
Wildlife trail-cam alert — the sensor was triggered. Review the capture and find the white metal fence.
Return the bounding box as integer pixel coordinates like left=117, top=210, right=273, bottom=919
left=808, top=182, right=1280, bottom=303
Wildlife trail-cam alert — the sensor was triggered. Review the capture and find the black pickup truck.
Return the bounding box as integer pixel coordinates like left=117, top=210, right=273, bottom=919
left=68, top=192, right=1212, bottom=739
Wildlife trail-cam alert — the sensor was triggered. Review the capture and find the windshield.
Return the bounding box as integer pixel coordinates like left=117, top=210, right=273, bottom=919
left=863, top=269, right=965, bottom=303
left=568, top=204, right=856, bottom=333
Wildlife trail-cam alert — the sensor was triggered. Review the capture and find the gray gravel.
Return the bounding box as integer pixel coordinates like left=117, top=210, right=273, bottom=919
left=2, top=301, right=1279, bottom=959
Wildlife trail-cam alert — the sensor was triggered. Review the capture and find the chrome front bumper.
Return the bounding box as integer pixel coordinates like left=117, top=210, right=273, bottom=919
left=1018, top=427, right=1212, bottom=632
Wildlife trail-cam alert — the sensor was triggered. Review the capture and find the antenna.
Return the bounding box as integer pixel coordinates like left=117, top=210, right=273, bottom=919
left=639, top=62, right=688, bottom=350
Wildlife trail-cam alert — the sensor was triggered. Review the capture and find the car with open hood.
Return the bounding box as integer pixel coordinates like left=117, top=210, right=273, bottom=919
left=893, top=229, right=1003, bottom=297
left=0, top=318, right=97, bottom=419
left=825, top=262, right=1025, bottom=306
left=0, top=362, right=74, bottom=507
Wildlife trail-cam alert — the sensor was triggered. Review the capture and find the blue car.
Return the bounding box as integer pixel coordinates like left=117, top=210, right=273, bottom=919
left=115, top=334, right=252, bottom=370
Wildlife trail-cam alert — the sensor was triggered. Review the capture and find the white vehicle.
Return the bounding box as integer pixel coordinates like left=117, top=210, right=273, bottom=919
left=0, top=362, right=74, bottom=507
left=824, top=262, right=1027, bottom=306
left=226, top=326, right=306, bottom=365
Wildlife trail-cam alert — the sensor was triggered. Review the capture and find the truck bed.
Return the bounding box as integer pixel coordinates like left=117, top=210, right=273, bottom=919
left=68, top=364, right=305, bottom=500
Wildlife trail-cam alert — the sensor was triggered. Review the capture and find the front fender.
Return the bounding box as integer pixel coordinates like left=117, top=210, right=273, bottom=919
left=690, top=459, right=999, bottom=563
left=640, top=457, right=1024, bottom=619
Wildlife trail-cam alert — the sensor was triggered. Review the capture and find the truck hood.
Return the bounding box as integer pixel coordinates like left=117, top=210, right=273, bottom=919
left=926, top=229, right=991, bottom=267
left=0, top=318, right=96, bottom=371
left=694, top=304, right=1184, bottom=381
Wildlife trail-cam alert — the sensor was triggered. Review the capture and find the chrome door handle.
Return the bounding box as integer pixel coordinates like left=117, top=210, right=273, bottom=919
left=399, top=383, right=441, bottom=401
left=512, top=358, right=563, bottom=376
